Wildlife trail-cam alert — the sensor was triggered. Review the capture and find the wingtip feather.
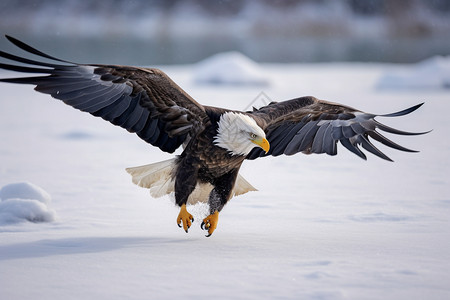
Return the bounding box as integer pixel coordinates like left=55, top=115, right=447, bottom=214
left=380, top=102, right=424, bottom=118
left=4, top=34, right=71, bottom=64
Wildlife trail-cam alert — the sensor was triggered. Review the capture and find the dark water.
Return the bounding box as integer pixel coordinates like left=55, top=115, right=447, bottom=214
left=0, top=33, right=449, bottom=66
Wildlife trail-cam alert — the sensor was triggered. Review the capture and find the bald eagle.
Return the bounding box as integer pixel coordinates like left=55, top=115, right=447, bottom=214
left=0, top=36, right=426, bottom=236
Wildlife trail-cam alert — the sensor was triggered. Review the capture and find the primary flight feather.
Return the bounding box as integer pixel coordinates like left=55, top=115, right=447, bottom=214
left=0, top=35, right=427, bottom=236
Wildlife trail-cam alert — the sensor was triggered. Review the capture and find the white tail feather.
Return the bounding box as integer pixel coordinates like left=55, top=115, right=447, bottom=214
left=126, top=159, right=257, bottom=204
left=125, top=159, right=176, bottom=198
left=233, top=174, right=258, bottom=196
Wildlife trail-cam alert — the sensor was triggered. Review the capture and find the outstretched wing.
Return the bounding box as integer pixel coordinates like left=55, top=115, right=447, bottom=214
left=246, top=96, right=427, bottom=161
left=0, top=35, right=207, bottom=153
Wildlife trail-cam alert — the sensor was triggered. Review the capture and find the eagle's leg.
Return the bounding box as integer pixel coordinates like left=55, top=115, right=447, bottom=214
left=177, top=204, right=194, bottom=233
left=201, top=211, right=219, bottom=237
left=174, top=158, right=198, bottom=233
left=201, top=170, right=239, bottom=237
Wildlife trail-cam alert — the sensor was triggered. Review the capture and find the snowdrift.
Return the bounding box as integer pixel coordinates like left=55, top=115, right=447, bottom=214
left=193, top=51, right=270, bottom=86
left=0, top=182, right=56, bottom=224
left=377, top=55, right=450, bottom=90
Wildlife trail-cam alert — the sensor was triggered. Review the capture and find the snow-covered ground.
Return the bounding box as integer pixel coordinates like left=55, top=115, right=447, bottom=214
left=0, top=57, right=449, bottom=300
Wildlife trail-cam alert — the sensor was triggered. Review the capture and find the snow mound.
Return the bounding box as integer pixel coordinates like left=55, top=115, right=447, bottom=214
left=194, top=52, right=270, bottom=86
left=0, top=182, right=56, bottom=224
left=377, top=55, right=450, bottom=90
left=0, top=182, right=52, bottom=204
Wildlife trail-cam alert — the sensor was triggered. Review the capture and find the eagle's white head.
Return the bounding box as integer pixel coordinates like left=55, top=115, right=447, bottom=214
left=214, top=112, right=270, bottom=156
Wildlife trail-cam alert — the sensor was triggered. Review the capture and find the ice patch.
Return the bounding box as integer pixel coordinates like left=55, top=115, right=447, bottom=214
left=304, top=271, right=335, bottom=280
left=377, top=55, right=450, bottom=90
left=0, top=182, right=56, bottom=224
left=193, top=51, right=270, bottom=86
left=60, top=130, right=95, bottom=140
left=348, top=212, right=412, bottom=223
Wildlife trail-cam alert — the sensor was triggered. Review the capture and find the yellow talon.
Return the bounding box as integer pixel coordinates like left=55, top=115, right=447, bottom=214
left=177, top=204, right=194, bottom=233
left=201, top=211, right=219, bottom=237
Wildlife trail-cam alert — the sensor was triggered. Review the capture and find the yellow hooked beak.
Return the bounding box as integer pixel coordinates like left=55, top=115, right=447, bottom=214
left=251, top=137, right=270, bottom=154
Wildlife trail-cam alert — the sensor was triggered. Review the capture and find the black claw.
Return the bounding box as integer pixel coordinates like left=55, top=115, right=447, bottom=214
left=177, top=223, right=182, bottom=228
left=185, top=229, right=189, bottom=233
left=191, top=217, right=194, bottom=223
left=205, top=233, right=212, bottom=237
left=201, top=221, right=205, bottom=230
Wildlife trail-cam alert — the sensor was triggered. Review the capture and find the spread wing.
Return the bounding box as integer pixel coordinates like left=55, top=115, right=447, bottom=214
left=0, top=35, right=207, bottom=153
left=246, top=96, right=427, bottom=161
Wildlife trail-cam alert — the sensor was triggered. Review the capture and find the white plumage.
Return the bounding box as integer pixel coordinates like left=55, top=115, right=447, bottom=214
left=214, top=112, right=266, bottom=156
left=126, top=158, right=257, bottom=205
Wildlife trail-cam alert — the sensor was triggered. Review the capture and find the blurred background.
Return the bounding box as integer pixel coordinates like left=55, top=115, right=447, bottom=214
left=0, top=0, right=449, bottom=65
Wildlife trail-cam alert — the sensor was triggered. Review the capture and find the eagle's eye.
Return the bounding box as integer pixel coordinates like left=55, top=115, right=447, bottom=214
left=250, top=133, right=257, bottom=139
